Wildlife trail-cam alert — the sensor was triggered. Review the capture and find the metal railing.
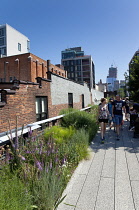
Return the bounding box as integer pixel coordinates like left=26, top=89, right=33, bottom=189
left=0, top=106, right=92, bottom=145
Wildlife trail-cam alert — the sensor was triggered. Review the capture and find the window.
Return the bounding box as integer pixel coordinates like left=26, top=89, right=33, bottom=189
left=76, top=60, right=81, bottom=65
left=82, top=94, right=85, bottom=108
left=27, top=40, right=30, bottom=52
left=36, top=96, right=48, bottom=121
left=0, top=28, right=5, bottom=37
left=71, top=73, right=74, bottom=78
left=71, top=66, right=74, bottom=72
left=77, top=72, right=81, bottom=77
left=0, top=37, right=5, bottom=46
left=18, top=43, right=21, bottom=51
left=82, top=65, right=90, bottom=71
left=0, top=47, right=6, bottom=55
left=77, top=65, right=81, bottom=71
left=82, top=59, right=89, bottom=65
left=68, top=93, right=73, bottom=108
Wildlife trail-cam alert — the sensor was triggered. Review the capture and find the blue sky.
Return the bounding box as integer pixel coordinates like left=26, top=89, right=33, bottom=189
left=1, top=0, right=139, bottom=83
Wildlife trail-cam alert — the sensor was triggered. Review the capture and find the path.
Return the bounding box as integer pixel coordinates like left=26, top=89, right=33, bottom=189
left=58, top=121, right=139, bottom=210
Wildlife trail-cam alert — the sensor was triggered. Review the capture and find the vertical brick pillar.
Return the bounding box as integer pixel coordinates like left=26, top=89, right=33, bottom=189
left=42, top=62, right=45, bottom=78
left=36, top=60, right=39, bottom=78
left=4, top=61, right=9, bottom=82
left=15, top=58, right=20, bottom=80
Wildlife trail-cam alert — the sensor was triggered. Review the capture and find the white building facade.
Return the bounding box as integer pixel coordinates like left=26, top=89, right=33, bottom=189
left=0, top=24, right=30, bottom=57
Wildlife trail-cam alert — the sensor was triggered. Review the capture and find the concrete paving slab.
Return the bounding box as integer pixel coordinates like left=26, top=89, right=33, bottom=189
left=115, top=140, right=135, bottom=210
left=131, top=181, right=139, bottom=210
left=57, top=174, right=86, bottom=210
left=115, top=178, right=135, bottom=210
left=101, top=147, right=115, bottom=178
left=75, top=144, right=106, bottom=209
left=95, top=177, right=114, bottom=210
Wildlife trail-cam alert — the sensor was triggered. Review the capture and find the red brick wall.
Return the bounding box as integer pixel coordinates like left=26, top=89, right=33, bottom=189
left=0, top=53, right=66, bottom=83
left=0, top=80, right=51, bottom=133
left=0, top=78, right=83, bottom=133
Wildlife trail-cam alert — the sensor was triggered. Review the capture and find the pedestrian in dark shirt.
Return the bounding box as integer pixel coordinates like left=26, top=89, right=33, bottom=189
left=125, top=97, right=130, bottom=121
left=112, top=95, right=126, bottom=140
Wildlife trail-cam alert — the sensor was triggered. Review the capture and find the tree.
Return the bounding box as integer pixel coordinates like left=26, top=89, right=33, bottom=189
left=127, top=57, right=139, bottom=102
left=117, top=88, right=126, bottom=99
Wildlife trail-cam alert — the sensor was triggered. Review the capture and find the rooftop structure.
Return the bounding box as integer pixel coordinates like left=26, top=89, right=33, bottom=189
left=0, top=24, right=30, bottom=57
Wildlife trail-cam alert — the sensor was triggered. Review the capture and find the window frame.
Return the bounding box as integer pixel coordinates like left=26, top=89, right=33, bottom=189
left=68, top=93, right=73, bottom=108
left=18, top=43, right=21, bottom=51
left=35, top=96, right=48, bottom=121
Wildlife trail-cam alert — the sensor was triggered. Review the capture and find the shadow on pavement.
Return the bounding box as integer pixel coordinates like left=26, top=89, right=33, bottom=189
left=90, top=121, right=139, bottom=154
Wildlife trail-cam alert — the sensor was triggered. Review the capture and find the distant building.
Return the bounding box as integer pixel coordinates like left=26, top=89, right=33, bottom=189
left=61, top=47, right=95, bottom=89
left=0, top=24, right=30, bottom=57
left=106, top=65, right=118, bottom=91
left=114, top=80, right=119, bottom=91
left=107, top=65, right=117, bottom=78
left=119, top=80, right=125, bottom=89
left=96, top=79, right=106, bottom=92
left=106, top=77, right=116, bottom=91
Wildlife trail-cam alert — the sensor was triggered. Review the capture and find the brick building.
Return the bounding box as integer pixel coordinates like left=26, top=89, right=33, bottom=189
left=0, top=53, right=103, bottom=142
left=0, top=53, right=67, bottom=83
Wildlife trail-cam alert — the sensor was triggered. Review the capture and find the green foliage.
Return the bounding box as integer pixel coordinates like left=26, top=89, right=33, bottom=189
left=44, top=126, right=75, bottom=144
left=128, top=57, right=139, bottom=102
left=0, top=168, right=32, bottom=210
left=31, top=169, right=67, bottom=210
left=59, top=107, right=78, bottom=115
left=117, top=88, right=126, bottom=99
left=67, top=129, right=89, bottom=163
left=1, top=106, right=98, bottom=209
left=59, top=107, right=99, bottom=142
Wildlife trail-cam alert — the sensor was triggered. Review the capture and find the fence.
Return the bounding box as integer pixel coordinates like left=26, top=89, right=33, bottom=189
left=0, top=106, right=92, bottom=146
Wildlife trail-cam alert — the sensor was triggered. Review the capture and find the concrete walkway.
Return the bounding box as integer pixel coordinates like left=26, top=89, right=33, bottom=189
left=57, top=121, right=139, bottom=210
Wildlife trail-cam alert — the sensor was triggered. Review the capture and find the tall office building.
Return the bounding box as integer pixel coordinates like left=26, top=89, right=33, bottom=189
left=0, top=24, right=30, bottom=57
left=106, top=65, right=118, bottom=91
left=107, top=65, right=117, bottom=78
left=61, top=47, right=95, bottom=89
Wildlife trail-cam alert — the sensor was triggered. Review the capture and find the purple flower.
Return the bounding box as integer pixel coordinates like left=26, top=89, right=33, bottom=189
left=50, top=160, right=52, bottom=169
left=46, top=167, right=49, bottom=173
left=21, top=156, right=26, bottom=161
left=28, top=128, right=32, bottom=137
left=47, top=150, right=50, bottom=156
left=26, top=150, right=31, bottom=154
left=15, top=136, right=19, bottom=150
left=39, top=143, right=43, bottom=155
left=55, top=156, right=59, bottom=163
left=35, top=160, right=43, bottom=171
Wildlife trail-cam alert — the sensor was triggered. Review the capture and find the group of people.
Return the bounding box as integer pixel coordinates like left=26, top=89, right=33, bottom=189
left=98, top=95, right=129, bottom=143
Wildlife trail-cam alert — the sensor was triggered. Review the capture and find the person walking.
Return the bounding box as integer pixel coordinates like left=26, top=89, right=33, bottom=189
left=108, top=98, right=114, bottom=130
left=125, top=97, right=130, bottom=121
left=98, top=98, right=109, bottom=143
left=112, top=95, right=126, bottom=140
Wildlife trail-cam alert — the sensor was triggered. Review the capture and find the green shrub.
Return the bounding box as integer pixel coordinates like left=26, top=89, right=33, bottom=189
left=44, top=125, right=75, bottom=144
left=66, top=129, right=90, bottom=163
left=59, top=108, right=99, bottom=142
left=59, top=107, right=78, bottom=115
